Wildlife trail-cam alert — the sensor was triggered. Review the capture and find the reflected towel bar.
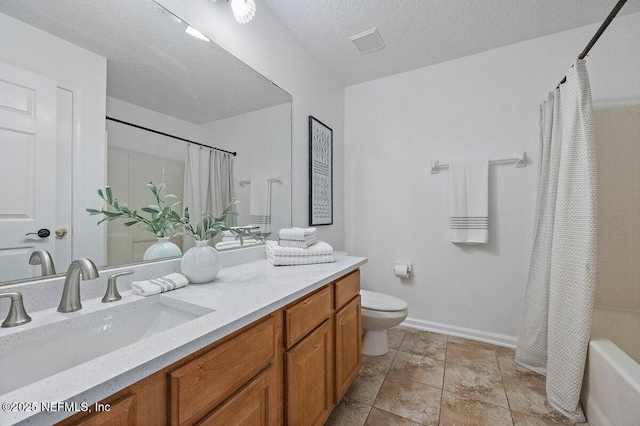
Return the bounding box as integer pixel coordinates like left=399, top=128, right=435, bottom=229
left=239, top=175, right=284, bottom=186
left=430, top=152, right=526, bottom=174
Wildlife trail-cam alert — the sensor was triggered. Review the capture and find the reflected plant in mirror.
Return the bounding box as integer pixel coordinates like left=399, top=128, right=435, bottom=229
left=87, top=183, right=182, bottom=238
left=87, top=182, right=184, bottom=261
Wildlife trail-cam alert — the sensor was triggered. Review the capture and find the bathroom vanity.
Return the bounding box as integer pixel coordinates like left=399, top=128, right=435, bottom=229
left=0, top=255, right=366, bottom=425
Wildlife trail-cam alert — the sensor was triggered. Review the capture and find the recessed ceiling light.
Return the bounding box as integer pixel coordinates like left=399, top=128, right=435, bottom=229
left=185, top=25, right=210, bottom=42
left=349, top=28, right=385, bottom=54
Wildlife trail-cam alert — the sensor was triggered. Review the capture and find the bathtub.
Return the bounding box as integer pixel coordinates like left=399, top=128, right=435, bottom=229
left=581, top=307, right=640, bottom=426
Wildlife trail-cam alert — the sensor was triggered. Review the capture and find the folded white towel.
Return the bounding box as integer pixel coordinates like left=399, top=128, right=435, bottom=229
left=131, top=273, right=189, bottom=296
left=266, top=253, right=335, bottom=266
left=278, top=238, right=318, bottom=249
left=250, top=178, right=272, bottom=234
left=215, top=239, right=262, bottom=251
left=266, top=240, right=332, bottom=256
left=278, top=227, right=317, bottom=240
left=449, top=160, right=489, bottom=244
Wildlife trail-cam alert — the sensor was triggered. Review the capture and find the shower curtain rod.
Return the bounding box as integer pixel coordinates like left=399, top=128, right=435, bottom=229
left=557, top=0, right=628, bottom=88
left=105, top=116, right=237, bottom=156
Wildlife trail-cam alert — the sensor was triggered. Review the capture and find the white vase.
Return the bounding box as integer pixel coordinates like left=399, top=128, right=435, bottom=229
left=180, top=240, right=221, bottom=283
left=143, top=237, right=182, bottom=261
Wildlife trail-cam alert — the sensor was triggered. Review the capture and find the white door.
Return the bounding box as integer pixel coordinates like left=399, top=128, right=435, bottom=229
left=0, top=61, right=57, bottom=282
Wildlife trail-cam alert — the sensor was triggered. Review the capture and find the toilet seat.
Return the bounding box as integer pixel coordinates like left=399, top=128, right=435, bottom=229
left=360, top=289, right=408, bottom=312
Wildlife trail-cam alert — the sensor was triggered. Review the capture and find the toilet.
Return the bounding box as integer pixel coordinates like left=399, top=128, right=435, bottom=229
left=360, top=289, right=408, bottom=356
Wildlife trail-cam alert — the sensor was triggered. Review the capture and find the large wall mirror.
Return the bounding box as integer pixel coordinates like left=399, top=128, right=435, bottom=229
left=0, top=0, right=292, bottom=285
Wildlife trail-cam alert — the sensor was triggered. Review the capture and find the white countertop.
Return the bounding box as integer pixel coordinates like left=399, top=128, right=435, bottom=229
left=0, top=255, right=367, bottom=425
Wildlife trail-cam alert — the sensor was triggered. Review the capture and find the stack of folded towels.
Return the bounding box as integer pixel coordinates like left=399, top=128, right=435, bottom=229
left=266, top=240, right=335, bottom=266
left=278, top=227, right=317, bottom=248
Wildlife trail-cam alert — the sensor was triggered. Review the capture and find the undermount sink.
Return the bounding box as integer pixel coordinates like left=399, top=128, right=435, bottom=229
left=0, top=297, right=213, bottom=395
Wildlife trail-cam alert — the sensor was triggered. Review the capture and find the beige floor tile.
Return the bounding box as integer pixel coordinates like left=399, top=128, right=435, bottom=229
left=496, top=347, right=537, bottom=376
left=346, top=367, right=387, bottom=406
left=446, top=343, right=500, bottom=376
left=447, top=336, right=502, bottom=352
left=389, top=350, right=445, bottom=389
left=511, top=411, right=588, bottom=426
left=325, top=398, right=372, bottom=426
left=399, top=330, right=447, bottom=361
left=373, top=374, right=441, bottom=426
left=363, top=349, right=398, bottom=374
left=443, top=363, right=509, bottom=409
left=364, top=407, right=422, bottom=425
left=388, top=328, right=406, bottom=350
left=502, top=370, right=569, bottom=423
left=439, top=391, right=513, bottom=426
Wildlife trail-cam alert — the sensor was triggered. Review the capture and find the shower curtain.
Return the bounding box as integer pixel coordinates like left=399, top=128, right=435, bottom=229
left=516, top=60, right=597, bottom=422
left=183, top=145, right=236, bottom=247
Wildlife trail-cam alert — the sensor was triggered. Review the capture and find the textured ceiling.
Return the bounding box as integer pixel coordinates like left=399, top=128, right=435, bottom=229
left=0, top=0, right=291, bottom=124
left=263, top=0, right=640, bottom=86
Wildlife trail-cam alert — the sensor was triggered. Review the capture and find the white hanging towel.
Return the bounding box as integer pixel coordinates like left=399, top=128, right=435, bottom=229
left=449, top=160, right=489, bottom=244
left=249, top=178, right=272, bottom=234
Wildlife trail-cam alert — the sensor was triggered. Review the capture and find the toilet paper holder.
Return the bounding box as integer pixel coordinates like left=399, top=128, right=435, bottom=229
left=394, top=262, right=413, bottom=278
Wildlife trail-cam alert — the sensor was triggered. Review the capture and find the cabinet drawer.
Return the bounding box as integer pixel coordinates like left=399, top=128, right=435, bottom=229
left=198, top=366, right=277, bottom=426
left=170, top=316, right=276, bottom=426
left=285, top=287, right=331, bottom=348
left=335, top=270, right=360, bottom=309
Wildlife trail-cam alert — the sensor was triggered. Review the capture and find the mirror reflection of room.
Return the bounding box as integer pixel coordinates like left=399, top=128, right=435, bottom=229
left=0, top=0, right=292, bottom=284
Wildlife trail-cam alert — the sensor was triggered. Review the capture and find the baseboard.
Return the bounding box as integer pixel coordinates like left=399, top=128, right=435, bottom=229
left=401, top=317, right=517, bottom=348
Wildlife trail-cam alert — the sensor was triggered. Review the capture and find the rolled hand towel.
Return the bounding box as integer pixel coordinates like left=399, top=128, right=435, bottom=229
left=278, top=227, right=317, bottom=240
left=131, top=273, right=189, bottom=296
left=266, top=240, right=332, bottom=256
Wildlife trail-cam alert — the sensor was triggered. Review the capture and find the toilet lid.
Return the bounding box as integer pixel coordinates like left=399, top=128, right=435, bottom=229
left=360, top=289, right=408, bottom=312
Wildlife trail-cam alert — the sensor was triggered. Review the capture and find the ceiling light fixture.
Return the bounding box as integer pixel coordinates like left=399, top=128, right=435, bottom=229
left=185, top=25, right=210, bottom=42
left=230, top=0, right=256, bottom=24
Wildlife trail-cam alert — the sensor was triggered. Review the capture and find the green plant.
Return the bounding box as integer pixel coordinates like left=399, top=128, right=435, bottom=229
left=87, top=182, right=182, bottom=238
left=181, top=199, right=263, bottom=244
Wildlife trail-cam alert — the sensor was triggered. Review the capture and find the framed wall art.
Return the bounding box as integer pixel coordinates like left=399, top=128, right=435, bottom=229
left=309, top=116, right=333, bottom=226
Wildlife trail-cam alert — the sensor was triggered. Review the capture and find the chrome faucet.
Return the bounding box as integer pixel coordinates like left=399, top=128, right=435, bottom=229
left=57, top=258, right=99, bottom=313
left=29, top=250, right=56, bottom=276
left=0, top=292, right=32, bottom=328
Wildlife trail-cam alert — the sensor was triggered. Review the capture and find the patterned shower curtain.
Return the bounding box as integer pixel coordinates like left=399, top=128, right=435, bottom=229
left=183, top=145, right=236, bottom=248
left=516, top=60, right=597, bottom=422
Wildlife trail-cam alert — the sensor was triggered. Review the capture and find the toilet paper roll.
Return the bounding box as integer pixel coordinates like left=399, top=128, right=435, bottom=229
left=394, top=263, right=411, bottom=278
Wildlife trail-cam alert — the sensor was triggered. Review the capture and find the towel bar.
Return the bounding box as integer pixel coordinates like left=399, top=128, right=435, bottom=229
left=430, top=152, right=526, bottom=174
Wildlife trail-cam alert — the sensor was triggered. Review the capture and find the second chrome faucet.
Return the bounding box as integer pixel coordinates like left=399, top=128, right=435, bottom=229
left=57, top=259, right=100, bottom=313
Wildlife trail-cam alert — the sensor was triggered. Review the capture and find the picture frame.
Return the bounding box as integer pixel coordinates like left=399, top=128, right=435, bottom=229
left=309, top=116, right=333, bottom=226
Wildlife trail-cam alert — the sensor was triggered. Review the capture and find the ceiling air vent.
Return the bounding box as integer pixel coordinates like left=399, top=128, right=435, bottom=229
left=349, top=28, right=385, bottom=54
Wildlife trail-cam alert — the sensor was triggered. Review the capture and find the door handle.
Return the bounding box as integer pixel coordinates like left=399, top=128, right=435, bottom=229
left=25, top=229, right=50, bottom=238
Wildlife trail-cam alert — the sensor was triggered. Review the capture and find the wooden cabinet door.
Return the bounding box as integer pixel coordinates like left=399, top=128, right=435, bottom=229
left=334, top=296, right=362, bottom=402
left=285, top=320, right=333, bottom=426
left=199, top=366, right=277, bottom=426
left=73, top=394, right=137, bottom=426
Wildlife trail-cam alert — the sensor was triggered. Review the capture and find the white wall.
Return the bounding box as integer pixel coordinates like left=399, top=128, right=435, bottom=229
left=200, top=103, right=292, bottom=236
left=345, top=12, right=640, bottom=343
left=0, top=12, right=107, bottom=265
left=156, top=0, right=346, bottom=249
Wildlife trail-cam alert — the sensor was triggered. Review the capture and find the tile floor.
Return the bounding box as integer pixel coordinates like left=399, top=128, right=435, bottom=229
left=326, top=326, right=589, bottom=426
